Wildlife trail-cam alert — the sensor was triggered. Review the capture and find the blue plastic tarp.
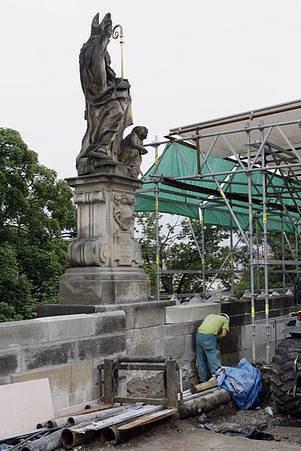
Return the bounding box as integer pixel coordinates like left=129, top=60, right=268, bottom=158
left=217, top=358, right=262, bottom=410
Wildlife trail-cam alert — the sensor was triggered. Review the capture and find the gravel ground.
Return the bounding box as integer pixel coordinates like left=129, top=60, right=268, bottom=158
left=63, top=405, right=301, bottom=451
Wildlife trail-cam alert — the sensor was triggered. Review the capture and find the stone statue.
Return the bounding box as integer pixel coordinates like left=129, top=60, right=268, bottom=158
left=58, top=12, right=151, bottom=306
left=76, top=12, right=133, bottom=176
left=117, top=126, right=148, bottom=177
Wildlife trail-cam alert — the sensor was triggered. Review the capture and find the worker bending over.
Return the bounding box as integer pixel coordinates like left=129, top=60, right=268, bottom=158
left=196, top=313, right=230, bottom=382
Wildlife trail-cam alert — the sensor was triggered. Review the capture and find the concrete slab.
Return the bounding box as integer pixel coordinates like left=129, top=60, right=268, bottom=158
left=165, top=302, right=221, bottom=324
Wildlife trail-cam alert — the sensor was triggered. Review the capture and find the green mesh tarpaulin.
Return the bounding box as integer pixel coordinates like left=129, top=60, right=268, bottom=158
left=135, top=142, right=301, bottom=232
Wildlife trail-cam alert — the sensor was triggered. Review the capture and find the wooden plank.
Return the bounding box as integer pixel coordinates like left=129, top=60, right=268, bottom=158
left=166, top=360, right=178, bottom=408
left=117, top=408, right=177, bottom=431
left=0, top=379, right=53, bottom=436
left=103, top=359, right=113, bottom=405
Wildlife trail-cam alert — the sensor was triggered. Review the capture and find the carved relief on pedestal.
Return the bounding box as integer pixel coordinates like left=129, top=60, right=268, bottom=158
left=74, top=190, right=106, bottom=205
left=113, top=193, right=135, bottom=231
left=69, top=239, right=110, bottom=267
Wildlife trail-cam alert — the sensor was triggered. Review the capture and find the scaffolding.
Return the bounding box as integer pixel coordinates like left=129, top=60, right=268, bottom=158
left=136, top=99, right=301, bottom=365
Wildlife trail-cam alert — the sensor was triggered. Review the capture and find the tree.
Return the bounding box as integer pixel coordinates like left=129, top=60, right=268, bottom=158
left=0, top=128, right=76, bottom=321
left=135, top=212, right=229, bottom=295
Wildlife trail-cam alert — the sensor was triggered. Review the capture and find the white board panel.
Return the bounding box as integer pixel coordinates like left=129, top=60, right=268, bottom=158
left=0, top=378, right=53, bottom=437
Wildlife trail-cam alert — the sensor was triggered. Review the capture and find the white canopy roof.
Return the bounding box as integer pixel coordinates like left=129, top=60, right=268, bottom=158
left=168, top=100, right=301, bottom=173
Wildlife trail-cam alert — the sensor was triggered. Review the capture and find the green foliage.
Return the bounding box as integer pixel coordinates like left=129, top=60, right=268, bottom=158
left=0, top=128, right=76, bottom=321
left=135, top=212, right=229, bottom=294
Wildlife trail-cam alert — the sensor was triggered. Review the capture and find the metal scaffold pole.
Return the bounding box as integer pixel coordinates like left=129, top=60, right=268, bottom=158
left=200, top=205, right=206, bottom=296
left=261, top=130, right=270, bottom=364
left=247, top=131, right=256, bottom=363
left=281, top=217, right=286, bottom=291
left=154, top=142, right=160, bottom=302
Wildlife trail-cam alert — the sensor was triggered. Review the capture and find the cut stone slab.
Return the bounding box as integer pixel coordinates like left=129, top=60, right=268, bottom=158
left=38, top=300, right=176, bottom=330
left=36, top=314, right=97, bottom=341
left=0, top=379, right=53, bottom=437
left=59, top=267, right=150, bottom=305
left=165, top=302, right=221, bottom=324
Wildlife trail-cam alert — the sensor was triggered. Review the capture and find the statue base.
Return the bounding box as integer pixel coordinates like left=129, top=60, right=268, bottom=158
left=59, top=267, right=150, bottom=305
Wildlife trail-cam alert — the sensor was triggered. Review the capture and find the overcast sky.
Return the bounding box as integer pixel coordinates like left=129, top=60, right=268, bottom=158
left=0, top=0, right=300, bottom=179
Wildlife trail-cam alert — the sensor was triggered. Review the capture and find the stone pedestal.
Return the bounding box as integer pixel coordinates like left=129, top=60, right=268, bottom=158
left=59, top=169, right=151, bottom=305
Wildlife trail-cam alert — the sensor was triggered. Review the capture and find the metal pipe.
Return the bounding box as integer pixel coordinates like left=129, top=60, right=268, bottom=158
left=282, top=221, right=286, bottom=292
left=155, top=178, right=160, bottom=301
left=66, top=405, right=130, bottom=428
left=21, top=430, right=62, bottom=451
left=261, top=131, right=270, bottom=364
left=179, top=389, right=231, bottom=418
left=200, top=205, right=206, bottom=296
left=182, top=387, right=217, bottom=401
left=61, top=405, right=162, bottom=449
left=100, top=408, right=177, bottom=445
left=152, top=161, right=301, bottom=182
left=247, top=130, right=256, bottom=363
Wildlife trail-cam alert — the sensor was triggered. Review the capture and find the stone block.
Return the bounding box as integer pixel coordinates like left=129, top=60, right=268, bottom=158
left=71, top=360, right=93, bottom=393
left=95, top=300, right=175, bottom=329
left=69, top=386, right=99, bottom=406
left=164, top=335, right=194, bottom=361
left=37, top=314, right=97, bottom=342
left=165, top=302, right=221, bottom=324
left=0, top=352, right=19, bottom=376
left=23, top=342, right=76, bottom=371
left=52, top=393, right=70, bottom=411
left=0, top=320, right=49, bottom=349
left=164, top=322, right=198, bottom=338
left=126, top=325, right=165, bottom=342
left=77, top=333, right=125, bottom=360
left=95, top=311, right=126, bottom=335
left=127, top=339, right=156, bottom=357
left=38, top=304, right=97, bottom=317
left=219, top=326, right=242, bottom=354
left=133, top=302, right=166, bottom=328
left=59, top=267, right=150, bottom=305
left=13, top=365, right=72, bottom=396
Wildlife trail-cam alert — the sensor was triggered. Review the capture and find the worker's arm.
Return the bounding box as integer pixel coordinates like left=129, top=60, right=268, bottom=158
left=219, top=328, right=228, bottom=338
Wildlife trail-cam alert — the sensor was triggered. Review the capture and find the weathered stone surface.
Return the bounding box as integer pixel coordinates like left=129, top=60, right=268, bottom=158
left=59, top=267, right=150, bottom=305
left=164, top=322, right=198, bottom=338
left=23, top=342, right=76, bottom=371
left=127, top=371, right=164, bottom=398
left=71, top=360, right=93, bottom=393
left=219, top=326, right=242, bottom=354
left=37, top=314, right=97, bottom=342
left=133, top=302, right=167, bottom=328
left=77, top=333, right=125, bottom=360
left=95, top=311, right=126, bottom=335
left=166, top=302, right=221, bottom=324
left=0, top=353, right=18, bottom=376
left=38, top=304, right=96, bottom=317
left=0, top=320, right=49, bottom=348
left=13, top=365, right=72, bottom=395
left=164, top=335, right=194, bottom=361
left=69, top=386, right=98, bottom=407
